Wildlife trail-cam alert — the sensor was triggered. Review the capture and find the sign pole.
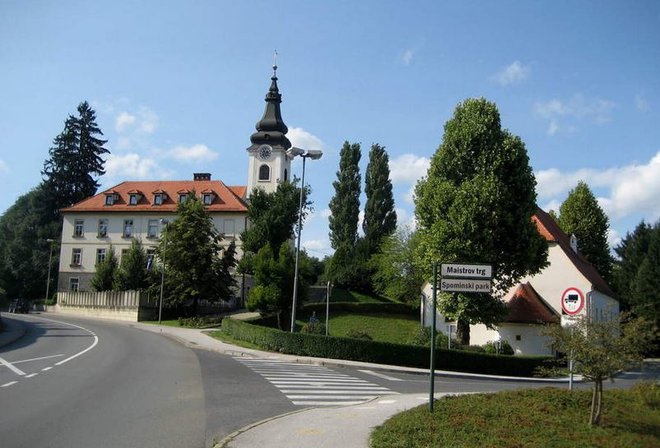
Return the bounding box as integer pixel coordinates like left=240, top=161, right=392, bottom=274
left=429, top=262, right=437, bottom=412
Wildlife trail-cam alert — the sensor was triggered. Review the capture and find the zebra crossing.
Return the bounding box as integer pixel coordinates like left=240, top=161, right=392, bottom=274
left=235, top=357, right=398, bottom=406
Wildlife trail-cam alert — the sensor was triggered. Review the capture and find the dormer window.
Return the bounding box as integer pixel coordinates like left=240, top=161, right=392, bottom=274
left=105, top=194, right=114, bottom=205
left=129, top=194, right=138, bottom=205
left=154, top=194, right=163, bottom=205
left=179, top=194, right=188, bottom=204
left=203, top=194, right=213, bottom=205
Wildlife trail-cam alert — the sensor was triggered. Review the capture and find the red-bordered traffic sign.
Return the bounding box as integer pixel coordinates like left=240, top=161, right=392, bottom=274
left=561, top=287, right=585, bottom=315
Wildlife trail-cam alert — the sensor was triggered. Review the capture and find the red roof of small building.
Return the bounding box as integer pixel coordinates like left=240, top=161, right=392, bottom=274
left=532, top=207, right=615, bottom=297
left=61, top=179, right=248, bottom=213
left=505, top=282, right=559, bottom=324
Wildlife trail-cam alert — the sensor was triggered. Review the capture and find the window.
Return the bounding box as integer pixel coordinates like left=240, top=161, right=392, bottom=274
left=284, top=168, right=288, bottom=182
left=73, top=219, right=84, bottom=237
left=71, top=248, right=82, bottom=266
left=154, top=194, right=163, bottom=205
left=123, top=219, right=133, bottom=238
left=203, top=194, right=213, bottom=205
left=105, top=195, right=114, bottom=205
left=98, top=219, right=108, bottom=237
left=69, top=277, right=79, bottom=292
left=146, top=249, right=156, bottom=271
left=258, top=164, right=270, bottom=181
left=96, top=248, right=106, bottom=265
left=222, top=219, right=236, bottom=239
left=129, top=194, right=139, bottom=205
left=147, top=219, right=158, bottom=238
left=179, top=194, right=188, bottom=204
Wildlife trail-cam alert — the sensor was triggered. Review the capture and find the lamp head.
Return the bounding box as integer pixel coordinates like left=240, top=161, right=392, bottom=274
left=304, top=149, right=323, bottom=160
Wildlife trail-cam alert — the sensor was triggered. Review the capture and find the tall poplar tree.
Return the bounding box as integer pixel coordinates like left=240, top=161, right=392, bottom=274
left=415, top=98, right=547, bottom=345
left=362, top=143, right=397, bottom=256
left=327, top=141, right=362, bottom=286
left=42, top=101, right=109, bottom=211
left=558, top=181, right=613, bottom=282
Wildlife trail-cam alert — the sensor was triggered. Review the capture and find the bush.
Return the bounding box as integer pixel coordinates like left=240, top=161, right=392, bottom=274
left=408, top=327, right=450, bottom=348
left=483, top=340, right=515, bottom=355
left=345, top=329, right=372, bottom=340
left=633, top=381, right=660, bottom=410
left=220, top=318, right=551, bottom=376
left=178, top=316, right=222, bottom=328
left=301, top=322, right=326, bottom=335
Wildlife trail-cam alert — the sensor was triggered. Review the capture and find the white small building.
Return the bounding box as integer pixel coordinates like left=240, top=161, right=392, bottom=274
left=421, top=207, right=619, bottom=355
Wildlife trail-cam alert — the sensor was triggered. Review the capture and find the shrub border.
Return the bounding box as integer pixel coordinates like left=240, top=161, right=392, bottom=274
left=221, top=318, right=551, bottom=377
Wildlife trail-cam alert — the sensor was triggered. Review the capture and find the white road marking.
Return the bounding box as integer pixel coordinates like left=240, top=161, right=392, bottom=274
left=1, top=381, right=18, bottom=387
left=41, top=367, right=53, bottom=371
left=25, top=373, right=38, bottom=378
left=12, top=354, right=65, bottom=365
left=379, top=400, right=397, bottom=404
left=0, top=356, right=26, bottom=376
left=358, top=369, right=404, bottom=381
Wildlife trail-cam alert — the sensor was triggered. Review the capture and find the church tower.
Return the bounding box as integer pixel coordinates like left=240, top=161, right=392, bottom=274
left=246, top=65, right=293, bottom=197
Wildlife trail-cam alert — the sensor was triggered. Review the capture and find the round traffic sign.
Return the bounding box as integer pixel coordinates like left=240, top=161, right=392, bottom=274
left=561, top=287, right=585, bottom=315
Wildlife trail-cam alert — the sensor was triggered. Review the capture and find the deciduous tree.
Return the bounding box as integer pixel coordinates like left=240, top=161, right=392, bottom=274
left=114, top=239, right=149, bottom=291
left=558, top=181, right=613, bottom=282
left=91, top=246, right=118, bottom=291
left=414, top=98, right=547, bottom=344
left=327, top=141, right=362, bottom=287
left=363, top=143, right=397, bottom=255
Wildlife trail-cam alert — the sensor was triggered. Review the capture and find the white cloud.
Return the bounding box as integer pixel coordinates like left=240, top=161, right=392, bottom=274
left=536, top=151, right=660, bottom=221
left=104, top=153, right=171, bottom=180
left=400, top=49, right=414, bottom=66
left=287, top=127, right=325, bottom=154
left=303, top=239, right=331, bottom=253
left=321, top=208, right=332, bottom=219
left=492, top=61, right=530, bottom=86
left=389, top=153, right=430, bottom=184
left=607, top=229, right=622, bottom=249
left=138, top=107, right=158, bottom=134
left=115, top=112, right=136, bottom=133
left=168, top=144, right=218, bottom=162
left=635, top=94, right=650, bottom=112
left=0, top=158, right=8, bottom=173
left=535, top=94, right=616, bottom=135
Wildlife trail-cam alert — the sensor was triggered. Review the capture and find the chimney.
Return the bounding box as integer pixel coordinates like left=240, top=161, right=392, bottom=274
left=193, top=173, right=211, bottom=181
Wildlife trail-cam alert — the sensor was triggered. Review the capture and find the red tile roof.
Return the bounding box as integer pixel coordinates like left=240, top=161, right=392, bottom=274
left=533, top=207, right=615, bottom=297
left=61, top=180, right=248, bottom=213
left=505, top=282, right=559, bottom=324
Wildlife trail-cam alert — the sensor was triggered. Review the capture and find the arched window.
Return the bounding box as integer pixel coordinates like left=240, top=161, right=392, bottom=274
left=258, top=164, right=270, bottom=181
left=284, top=168, right=288, bottom=181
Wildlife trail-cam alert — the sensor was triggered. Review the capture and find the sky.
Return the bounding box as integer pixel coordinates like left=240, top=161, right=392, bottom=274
left=1, top=1, right=659, bottom=259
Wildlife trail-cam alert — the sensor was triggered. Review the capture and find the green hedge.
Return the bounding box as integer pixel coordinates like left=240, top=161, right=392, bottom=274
left=221, top=318, right=552, bottom=377
left=302, top=302, right=418, bottom=316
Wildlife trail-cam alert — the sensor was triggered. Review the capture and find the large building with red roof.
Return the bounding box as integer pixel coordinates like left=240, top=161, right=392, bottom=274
left=56, top=67, right=296, bottom=293
left=421, top=207, right=619, bottom=356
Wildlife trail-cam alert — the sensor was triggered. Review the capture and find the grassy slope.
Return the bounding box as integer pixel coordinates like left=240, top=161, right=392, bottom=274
left=370, top=386, right=660, bottom=448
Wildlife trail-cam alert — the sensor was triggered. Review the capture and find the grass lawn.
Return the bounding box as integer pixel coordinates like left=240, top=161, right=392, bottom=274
left=370, top=385, right=660, bottom=448
left=329, top=288, right=393, bottom=303
left=297, top=312, right=420, bottom=344
left=205, top=330, right=262, bottom=350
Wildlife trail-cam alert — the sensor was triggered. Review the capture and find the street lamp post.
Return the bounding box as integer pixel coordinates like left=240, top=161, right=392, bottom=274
left=158, top=219, right=169, bottom=324
left=287, top=147, right=323, bottom=333
left=45, top=238, right=56, bottom=309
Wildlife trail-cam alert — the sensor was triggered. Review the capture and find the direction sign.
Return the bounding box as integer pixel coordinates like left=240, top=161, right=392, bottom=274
left=440, top=278, right=492, bottom=293
left=441, top=263, right=492, bottom=279
left=561, top=287, right=585, bottom=315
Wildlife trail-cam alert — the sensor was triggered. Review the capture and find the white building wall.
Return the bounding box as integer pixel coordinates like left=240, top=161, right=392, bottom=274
left=59, top=211, right=247, bottom=292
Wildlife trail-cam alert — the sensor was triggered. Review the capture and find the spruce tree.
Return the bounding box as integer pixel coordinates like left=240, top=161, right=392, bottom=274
left=414, top=98, right=547, bottom=345
left=327, top=141, right=362, bottom=286
left=558, top=181, right=613, bottom=282
left=42, top=101, right=108, bottom=210
left=630, top=225, right=660, bottom=337
left=612, top=220, right=653, bottom=309
left=362, top=143, right=397, bottom=255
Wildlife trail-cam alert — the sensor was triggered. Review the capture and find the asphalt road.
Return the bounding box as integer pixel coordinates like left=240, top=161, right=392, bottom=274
left=2, top=314, right=657, bottom=448
left=0, top=314, right=295, bottom=448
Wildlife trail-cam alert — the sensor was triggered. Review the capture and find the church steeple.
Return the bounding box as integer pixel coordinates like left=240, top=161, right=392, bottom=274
left=246, top=64, right=294, bottom=197
left=248, top=65, right=292, bottom=151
